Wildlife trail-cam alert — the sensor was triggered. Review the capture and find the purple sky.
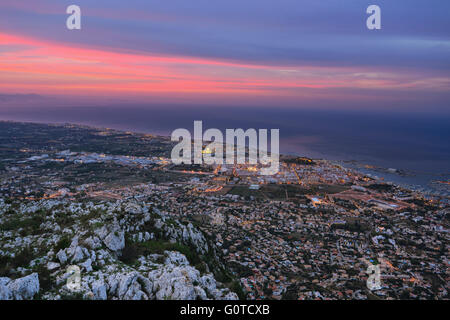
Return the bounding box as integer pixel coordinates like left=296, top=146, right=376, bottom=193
left=0, top=0, right=449, bottom=112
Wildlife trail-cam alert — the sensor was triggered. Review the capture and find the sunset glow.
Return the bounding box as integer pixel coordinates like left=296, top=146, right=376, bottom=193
left=0, top=0, right=449, bottom=109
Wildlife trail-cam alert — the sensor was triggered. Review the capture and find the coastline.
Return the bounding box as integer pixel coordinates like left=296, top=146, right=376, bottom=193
left=1, top=119, right=448, bottom=200
left=336, top=160, right=449, bottom=199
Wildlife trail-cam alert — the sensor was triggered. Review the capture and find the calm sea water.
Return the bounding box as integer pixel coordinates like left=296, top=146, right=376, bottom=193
left=1, top=105, right=449, bottom=195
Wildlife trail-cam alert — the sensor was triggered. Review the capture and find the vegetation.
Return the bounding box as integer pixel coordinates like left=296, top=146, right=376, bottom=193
left=119, top=238, right=200, bottom=266
left=0, top=214, right=45, bottom=235
left=0, top=247, right=36, bottom=277
left=55, top=235, right=71, bottom=251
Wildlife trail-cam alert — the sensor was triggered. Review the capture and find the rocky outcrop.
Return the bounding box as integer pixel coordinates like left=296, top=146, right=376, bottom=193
left=91, top=280, right=107, bottom=300
left=0, top=200, right=239, bottom=301
left=0, top=278, right=12, bottom=300
left=0, top=273, right=39, bottom=300
left=46, top=250, right=237, bottom=301
left=95, top=222, right=125, bottom=253
left=56, top=249, right=68, bottom=264
left=148, top=251, right=237, bottom=300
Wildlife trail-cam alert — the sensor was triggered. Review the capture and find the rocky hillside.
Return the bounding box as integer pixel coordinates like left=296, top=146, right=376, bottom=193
left=0, top=198, right=238, bottom=300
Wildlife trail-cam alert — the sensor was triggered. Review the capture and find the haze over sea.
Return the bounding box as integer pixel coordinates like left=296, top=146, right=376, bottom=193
left=1, top=105, right=449, bottom=195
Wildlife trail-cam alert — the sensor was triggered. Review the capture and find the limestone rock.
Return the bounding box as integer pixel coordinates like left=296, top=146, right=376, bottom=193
left=95, top=223, right=125, bottom=253
left=0, top=278, right=12, bottom=300
left=91, top=280, right=107, bottom=300
left=104, top=231, right=125, bottom=252
left=47, top=262, right=60, bottom=271
left=7, top=273, right=39, bottom=300
left=80, top=259, right=93, bottom=272
left=56, top=249, right=67, bottom=264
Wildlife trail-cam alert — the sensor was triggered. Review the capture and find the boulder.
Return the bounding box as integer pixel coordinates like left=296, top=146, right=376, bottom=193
left=56, top=249, right=67, bottom=264
left=83, top=236, right=102, bottom=250
left=150, top=266, right=200, bottom=300
left=95, top=223, right=125, bottom=253
left=7, top=273, right=39, bottom=300
left=0, top=277, right=12, bottom=300
left=47, top=262, right=60, bottom=271
left=80, top=259, right=93, bottom=272
left=71, top=246, right=85, bottom=263
left=117, top=272, right=138, bottom=298
left=91, top=280, right=107, bottom=300
left=103, top=231, right=125, bottom=252
left=165, top=251, right=189, bottom=267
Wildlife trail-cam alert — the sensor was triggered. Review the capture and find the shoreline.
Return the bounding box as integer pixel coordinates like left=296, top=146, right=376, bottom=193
left=335, top=160, right=449, bottom=199
left=1, top=119, right=448, bottom=199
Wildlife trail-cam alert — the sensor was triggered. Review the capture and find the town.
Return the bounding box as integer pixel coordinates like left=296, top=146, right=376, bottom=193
left=0, top=121, right=448, bottom=300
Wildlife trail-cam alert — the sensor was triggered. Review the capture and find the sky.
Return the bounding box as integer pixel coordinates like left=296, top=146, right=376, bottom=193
left=0, top=0, right=449, bottom=112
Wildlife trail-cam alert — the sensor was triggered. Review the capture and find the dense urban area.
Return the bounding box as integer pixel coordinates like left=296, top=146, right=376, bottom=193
left=0, top=121, right=448, bottom=300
